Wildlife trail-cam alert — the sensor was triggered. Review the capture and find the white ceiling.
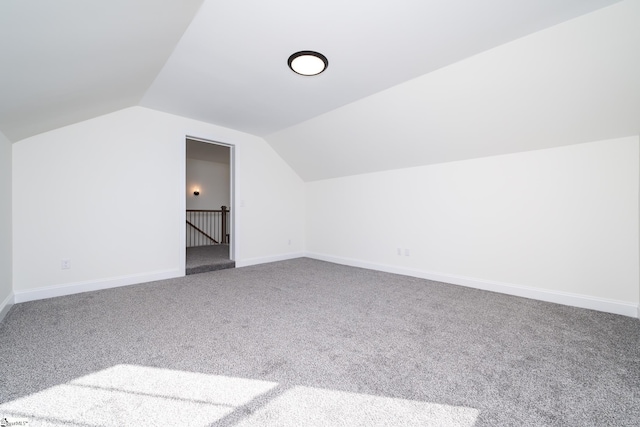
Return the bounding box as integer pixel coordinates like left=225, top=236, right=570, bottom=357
left=0, top=0, right=204, bottom=142
left=2, top=0, right=637, bottom=182
left=267, top=0, right=640, bottom=181
left=141, top=0, right=621, bottom=137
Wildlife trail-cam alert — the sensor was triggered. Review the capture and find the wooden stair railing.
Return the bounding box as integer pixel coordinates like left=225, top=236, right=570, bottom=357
left=186, top=206, right=230, bottom=247
left=186, top=220, right=218, bottom=244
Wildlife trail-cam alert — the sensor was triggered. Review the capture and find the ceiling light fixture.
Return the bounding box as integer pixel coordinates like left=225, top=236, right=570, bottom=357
left=288, top=51, right=328, bottom=76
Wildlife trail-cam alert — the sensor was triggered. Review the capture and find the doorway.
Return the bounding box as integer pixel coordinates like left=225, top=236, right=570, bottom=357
left=184, top=137, right=235, bottom=274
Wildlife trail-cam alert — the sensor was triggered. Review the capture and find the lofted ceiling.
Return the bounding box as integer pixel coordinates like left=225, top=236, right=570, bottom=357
left=0, top=0, right=205, bottom=142
left=2, top=0, right=638, bottom=181
left=267, top=0, right=640, bottom=180
left=141, top=0, right=623, bottom=137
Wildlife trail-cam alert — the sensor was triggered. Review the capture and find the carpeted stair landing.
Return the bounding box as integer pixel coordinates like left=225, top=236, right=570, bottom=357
left=186, top=244, right=235, bottom=275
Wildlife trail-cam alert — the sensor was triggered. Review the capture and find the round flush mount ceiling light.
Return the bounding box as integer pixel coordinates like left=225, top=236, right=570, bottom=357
left=288, top=51, right=328, bottom=76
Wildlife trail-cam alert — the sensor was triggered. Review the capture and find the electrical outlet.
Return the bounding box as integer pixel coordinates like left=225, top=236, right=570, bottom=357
left=397, top=248, right=402, bottom=255
left=61, top=259, right=71, bottom=270
left=404, top=249, right=410, bottom=257
left=288, top=239, right=292, bottom=245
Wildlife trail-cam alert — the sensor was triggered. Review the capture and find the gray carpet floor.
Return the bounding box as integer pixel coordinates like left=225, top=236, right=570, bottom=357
left=1, top=258, right=639, bottom=426
left=186, top=244, right=235, bottom=275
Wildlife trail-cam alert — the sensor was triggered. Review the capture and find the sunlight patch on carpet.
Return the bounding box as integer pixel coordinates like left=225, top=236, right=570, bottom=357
left=0, top=365, right=278, bottom=426
left=1, top=365, right=479, bottom=426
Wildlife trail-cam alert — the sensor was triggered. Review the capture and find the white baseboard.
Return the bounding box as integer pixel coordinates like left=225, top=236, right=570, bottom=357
left=13, top=269, right=183, bottom=304
left=235, top=252, right=305, bottom=268
left=306, top=252, right=639, bottom=319
left=0, top=291, right=15, bottom=323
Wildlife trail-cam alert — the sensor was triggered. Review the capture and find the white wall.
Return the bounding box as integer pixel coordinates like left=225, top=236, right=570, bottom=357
left=306, top=136, right=640, bottom=316
left=186, top=158, right=230, bottom=210
left=0, top=130, right=13, bottom=319
left=12, top=106, right=305, bottom=299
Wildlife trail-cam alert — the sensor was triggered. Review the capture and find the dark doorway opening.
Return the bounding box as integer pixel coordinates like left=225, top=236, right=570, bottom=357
left=185, top=138, right=234, bottom=274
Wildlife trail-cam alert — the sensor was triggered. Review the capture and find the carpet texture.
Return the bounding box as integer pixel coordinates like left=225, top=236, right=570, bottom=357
left=0, top=258, right=638, bottom=426
left=186, top=244, right=235, bottom=275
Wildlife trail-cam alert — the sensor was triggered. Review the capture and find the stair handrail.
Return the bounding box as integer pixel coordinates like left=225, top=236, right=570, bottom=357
left=185, top=220, right=218, bottom=244
left=186, top=206, right=230, bottom=246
